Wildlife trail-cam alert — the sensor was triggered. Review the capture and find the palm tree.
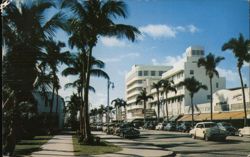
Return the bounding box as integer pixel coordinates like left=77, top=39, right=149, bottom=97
left=61, top=0, right=140, bottom=143
left=111, top=98, right=122, bottom=121
left=198, top=53, right=224, bottom=121
left=152, top=81, right=162, bottom=122
left=136, top=88, right=154, bottom=126
left=98, top=105, right=106, bottom=123
left=62, top=53, right=109, bottom=137
left=40, top=40, right=71, bottom=115
left=222, top=33, right=250, bottom=126
left=112, top=98, right=127, bottom=121
left=2, top=1, right=67, bottom=154
left=160, top=79, right=177, bottom=122
left=179, top=77, right=207, bottom=127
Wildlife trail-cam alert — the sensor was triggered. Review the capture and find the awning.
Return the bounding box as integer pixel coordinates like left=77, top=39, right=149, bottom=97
left=178, top=111, right=250, bottom=122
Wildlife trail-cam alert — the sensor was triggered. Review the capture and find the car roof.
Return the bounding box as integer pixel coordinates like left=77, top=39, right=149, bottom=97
left=196, top=122, right=215, bottom=124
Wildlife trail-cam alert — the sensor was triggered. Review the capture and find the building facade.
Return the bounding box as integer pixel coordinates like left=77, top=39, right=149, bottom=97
left=125, top=65, right=172, bottom=120
left=149, top=46, right=226, bottom=119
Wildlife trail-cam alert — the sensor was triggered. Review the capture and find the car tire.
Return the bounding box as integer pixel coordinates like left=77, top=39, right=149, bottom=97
left=204, top=134, right=209, bottom=141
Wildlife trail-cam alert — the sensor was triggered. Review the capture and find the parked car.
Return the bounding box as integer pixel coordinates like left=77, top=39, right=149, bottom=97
left=189, top=122, right=227, bottom=141
left=163, top=122, right=176, bottom=131
left=144, top=121, right=156, bottom=130
left=119, top=123, right=140, bottom=138
left=217, top=122, right=237, bottom=136
left=155, top=123, right=164, bottom=130
left=238, top=127, right=250, bottom=137
left=177, top=122, right=192, bottom=132
left=106, top=123, right=115, bottom=134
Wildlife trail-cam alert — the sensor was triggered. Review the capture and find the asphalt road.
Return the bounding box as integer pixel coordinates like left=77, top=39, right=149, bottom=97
left=133, top=129, right=250, bottom=157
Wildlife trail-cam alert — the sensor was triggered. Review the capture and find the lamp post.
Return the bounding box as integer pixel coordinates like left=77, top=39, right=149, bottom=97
left=107, top=79, right=114, bottom=124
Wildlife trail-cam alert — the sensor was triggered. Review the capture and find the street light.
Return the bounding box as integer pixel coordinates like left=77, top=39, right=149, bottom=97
left=107, top=79, right=114, bottom=124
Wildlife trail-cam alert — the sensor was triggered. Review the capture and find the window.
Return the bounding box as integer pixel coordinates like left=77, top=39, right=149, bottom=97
left=216, top=82, right=219, bottom=88
left=151, top=71, right=155, bottom=76
left=144, top=71, right=148, bottom=76
left=207, top=95, right=211, bottom=100
left=159, top=71, right=164, bottom=76
left=138, top=80, right=142, bottom=84
left=196, top=124, right=203, bottom=128
left=138, top=71, right=142, bottom=76
left=190, top=70, right=194, bottom=75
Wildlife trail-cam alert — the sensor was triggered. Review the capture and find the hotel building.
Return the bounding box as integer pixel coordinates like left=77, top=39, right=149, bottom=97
left=125, top=65, right=172, bottom=120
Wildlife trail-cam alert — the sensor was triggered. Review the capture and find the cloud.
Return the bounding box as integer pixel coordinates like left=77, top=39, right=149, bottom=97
left=103, top=52, right=140, bottom=63
left=139, top=24, right=199, bottom=39
left=100, top=37, right=126, bottom=47
left=151, top=52, right=186, bottom=69
left=217, top=67, right=248, bottom=87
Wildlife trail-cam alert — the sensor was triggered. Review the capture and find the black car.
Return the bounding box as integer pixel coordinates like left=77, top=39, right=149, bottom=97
left=217, top=122, right=237, bottom=136
left=177, top=122, right=192, bottom=132
left=119, top=123, right=140, bottom=138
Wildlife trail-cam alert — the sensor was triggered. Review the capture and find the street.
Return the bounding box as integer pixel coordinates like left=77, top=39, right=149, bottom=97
left=134, top=130, right=250, bottom=157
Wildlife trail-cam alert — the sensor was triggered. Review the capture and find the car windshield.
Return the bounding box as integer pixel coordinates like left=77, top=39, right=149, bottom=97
left=204, top=123, right=217, bottom=128
left=222, top=123, right=232, bottom=127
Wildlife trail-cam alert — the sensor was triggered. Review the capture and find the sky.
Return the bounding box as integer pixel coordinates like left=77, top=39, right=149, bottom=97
left=53, top=0, right=250, bottom=109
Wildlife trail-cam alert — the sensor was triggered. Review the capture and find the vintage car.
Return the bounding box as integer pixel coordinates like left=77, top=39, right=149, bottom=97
left=177, top=122, right=192, bottom=132
left=217, top=122, right=237, bottom=136
left=163, top=122, right=176, bottom=131
left=238, top=127, right=250, bottom=137
left=155, top=123, right=164, bottom=130
left=189, top=122, right=227, bottom=141
left=119, top=123, right=140, bottom=138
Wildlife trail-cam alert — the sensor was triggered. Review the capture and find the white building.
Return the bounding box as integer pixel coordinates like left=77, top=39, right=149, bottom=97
left=148, top=46, right=226, bottom=119
left=125, top=65, right=172, bottom=120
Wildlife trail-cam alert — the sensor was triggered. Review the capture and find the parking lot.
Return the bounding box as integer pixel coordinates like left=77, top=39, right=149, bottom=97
left=133, top=129, right=250, bottom=157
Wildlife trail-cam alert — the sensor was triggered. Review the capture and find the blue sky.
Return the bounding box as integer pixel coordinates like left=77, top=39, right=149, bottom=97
left=55, top=0, right=249, bottom=109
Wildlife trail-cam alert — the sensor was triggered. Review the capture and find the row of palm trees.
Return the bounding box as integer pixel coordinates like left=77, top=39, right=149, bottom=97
left=132, top=34, right=250, bottom=127
left=3, top=0, right=140, bottom=153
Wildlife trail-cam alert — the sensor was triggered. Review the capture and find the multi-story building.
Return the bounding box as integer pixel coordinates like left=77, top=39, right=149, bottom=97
left=125, top=65, right=172, bottom=120
left=149, top=46, right=226, bottom=119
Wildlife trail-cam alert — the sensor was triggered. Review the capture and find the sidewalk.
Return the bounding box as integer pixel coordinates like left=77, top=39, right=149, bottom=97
left=29, top=132, right=75, bottom=157
left=92, top=131, right=174, bottom=157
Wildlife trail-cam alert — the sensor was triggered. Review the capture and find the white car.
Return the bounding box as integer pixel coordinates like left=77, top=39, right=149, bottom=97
left=155, top=123, right=164, bottom=130
left=189, top=122, right=227, bottom=141
left=238, top=127, right=250, bottom=137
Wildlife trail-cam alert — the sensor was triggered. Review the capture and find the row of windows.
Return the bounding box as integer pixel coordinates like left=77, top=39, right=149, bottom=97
left=192, top=50, right=204, bottom=56
left=138, top=70, right=165, bottom=76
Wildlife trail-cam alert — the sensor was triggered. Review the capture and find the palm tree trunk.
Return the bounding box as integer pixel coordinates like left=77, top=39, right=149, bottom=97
left=116, top=106, right=118, bottom=120
left=209, top=77, right=213, bottom=121
left=238, top=67, right=247, bottom=126
left=157, top=90, right=160, bottom=123
left=83, top=47, right=93, bottom=144
left=124, top=106, right=127, bottom=121
left=56, top=89, right=59, bottom=113
left=50, top=85, right=55, bottom=114
left=144, top=101, right=146, bottom=126
left=78, top=91, right=83, bottom=135
left=165, top=92, right=169, bottom=122
left=191, top=95, right=194, bottom=127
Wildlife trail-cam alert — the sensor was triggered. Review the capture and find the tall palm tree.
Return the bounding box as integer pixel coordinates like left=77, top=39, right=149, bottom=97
left=160, top=79, right=177, bottom=122
left=62, top=53, right=109, bottom=136
left=61, top=0, right=140, bottom=143
left=98, top=105, right=106, bottom=123
left=111, top=98, right=122, bottom=121
left=198, top=53, right=224, bottom=121
left=152, top=81, right=162, bottom=122
left=136, top=88, right=154, bottom=126
left=2, top=1, right=67, bottom=154
left=222, top=33, right=250, bottom=126
left=179, top=77, right=207, bottom=127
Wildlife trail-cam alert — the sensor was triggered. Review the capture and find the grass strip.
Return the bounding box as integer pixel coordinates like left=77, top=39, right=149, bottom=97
left=72, top=135, right=122, bottom=156
left=14, top=135, right=53, bottom=156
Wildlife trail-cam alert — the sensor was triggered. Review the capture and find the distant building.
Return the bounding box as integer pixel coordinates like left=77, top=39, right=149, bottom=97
left=125, top=65, right=172, bottom=120
left=32, top=91, right=65, bottom=129
left=149, top=46, right=226, bottom=119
